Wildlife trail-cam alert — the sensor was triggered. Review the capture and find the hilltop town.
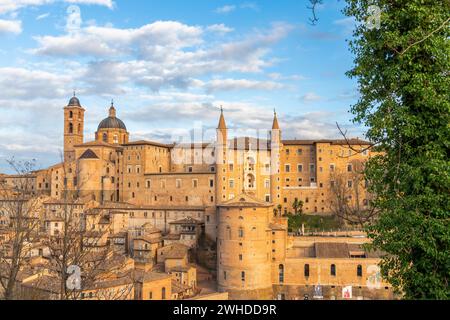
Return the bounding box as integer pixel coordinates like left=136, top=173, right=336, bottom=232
left=0, top=96, right=395, bottom=300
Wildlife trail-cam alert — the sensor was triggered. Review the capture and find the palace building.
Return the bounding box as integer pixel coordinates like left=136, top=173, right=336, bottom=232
left=2, top=95, right=393, bottom=300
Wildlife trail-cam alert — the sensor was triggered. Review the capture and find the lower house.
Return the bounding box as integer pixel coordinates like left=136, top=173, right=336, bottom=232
left=134, top=271, right=172, bottom=300
left=20, top=273, right=135, bottom=300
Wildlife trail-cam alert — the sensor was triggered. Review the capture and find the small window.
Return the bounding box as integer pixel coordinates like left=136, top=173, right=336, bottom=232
left=241, top=271, right=245, bottom=282
left=357, top=265, right=363, bottom=277
left=279, top=264, right=284, bottom=284
left=331, top=264, right=336, bottom=276
left=304, top=264, right=310, bottom=277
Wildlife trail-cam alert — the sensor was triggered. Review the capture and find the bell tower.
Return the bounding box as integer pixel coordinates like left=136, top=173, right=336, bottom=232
left=270, top=110, right=282, bottom=207
left=216, top=107, right=228, bottom=203
left=64, top=93, right=85, bottom=163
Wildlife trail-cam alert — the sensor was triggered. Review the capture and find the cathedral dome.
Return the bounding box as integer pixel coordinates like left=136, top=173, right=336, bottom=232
left=98, top=117, right=127, bottom=130
left=97, top=102, right=127, bottom=131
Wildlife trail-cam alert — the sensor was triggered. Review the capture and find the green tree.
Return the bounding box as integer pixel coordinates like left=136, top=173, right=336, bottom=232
left=344, top=0, right=450, bottom=299
left=292, top=199, right=304, bottom=216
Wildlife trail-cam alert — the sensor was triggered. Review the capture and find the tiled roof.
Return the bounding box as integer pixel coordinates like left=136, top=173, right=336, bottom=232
left=158, top=243, right=189, bottom=259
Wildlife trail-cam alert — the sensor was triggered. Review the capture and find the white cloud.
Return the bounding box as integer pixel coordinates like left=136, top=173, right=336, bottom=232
left=30, top=21, right=294, bottom=94
left=65, top=0, right=113, bottom=9
left=0, top=67, right=72, bottom=99
left=33, top=21, right=203, bottom=57
left=215, top=5, right=236, bottom=14
left=0, top=19, right=22, bottom=34
left=36, top=12, right=50, bottom=20
left=301, top=92, right=322, bottom=102
left=0, top=0, right=113, bottom=15
left=206, top=23, right=234, bottom=34
left=268, top=73, right=307, bottom=81
left=205, top=79, right=284, bottom=92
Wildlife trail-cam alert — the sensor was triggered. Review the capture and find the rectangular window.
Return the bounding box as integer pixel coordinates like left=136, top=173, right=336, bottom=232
left=176, top=179, right=181, bottom=188
left=241, top=271, right=245, bottom=282
left=265, top=194, right=271, bottom=202
left=209, top=179, right=214, bottom=188
left=285, top=164, right=291, bottom=173
left=347, top=164, right=353, bottom=172
left=229, top=179, right=235, bottom=188
left=297, top=164, right=303, bottom=172
left=192, top=179, right=198, bottom=188
left=264, top=179, right=270, bottom=189
left=309, top=164, right=315, bottom=172
left=348, top=180, right=353, bottom=188
left=330, top=164, right=335, bottom=172
left=297, top=149, right=303, bottom=155
left=146, top=180, right=151, bottom=188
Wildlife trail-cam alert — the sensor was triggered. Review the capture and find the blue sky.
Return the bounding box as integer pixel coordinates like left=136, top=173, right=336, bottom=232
left=0, top=0, right=362, bottom=173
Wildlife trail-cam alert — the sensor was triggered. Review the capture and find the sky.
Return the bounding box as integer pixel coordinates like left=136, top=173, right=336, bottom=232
left=0, top=0, right=363, bottom=173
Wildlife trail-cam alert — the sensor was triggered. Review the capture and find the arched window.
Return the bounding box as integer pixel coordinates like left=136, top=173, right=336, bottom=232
left=238, top=227, right=244, bottom=238
left=357, top=265, right=363, bottom=277
left=78, top=123, right=81, bottom=134
left=161, top=287, right=166, bottom=300
left=69, top=111, right=73, bottom=118
left=279, top=264, right=284, bottom=284
left=226, top=226, right=231, bottom=239
left=113, top=134, right=118, bottom=144
left=304, top=264, right=310, bottom=277
left=102, top=133, right=107, bottom=142
left=331, top=264, right=336, bottom=276
left=68, top=123, right=73, bottom=134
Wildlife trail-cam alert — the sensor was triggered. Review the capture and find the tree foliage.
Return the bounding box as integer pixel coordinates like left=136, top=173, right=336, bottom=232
left=344, top=0, right=450, bottom=299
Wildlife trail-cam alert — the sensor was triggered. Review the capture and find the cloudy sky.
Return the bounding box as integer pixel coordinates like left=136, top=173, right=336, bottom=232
left=0, top=0, right=362, bottom=173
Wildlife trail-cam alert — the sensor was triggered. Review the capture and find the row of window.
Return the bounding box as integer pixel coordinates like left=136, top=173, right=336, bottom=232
left=278, top=264, right=364, bottom=283
left=139, top=178, right=215, bottom=189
